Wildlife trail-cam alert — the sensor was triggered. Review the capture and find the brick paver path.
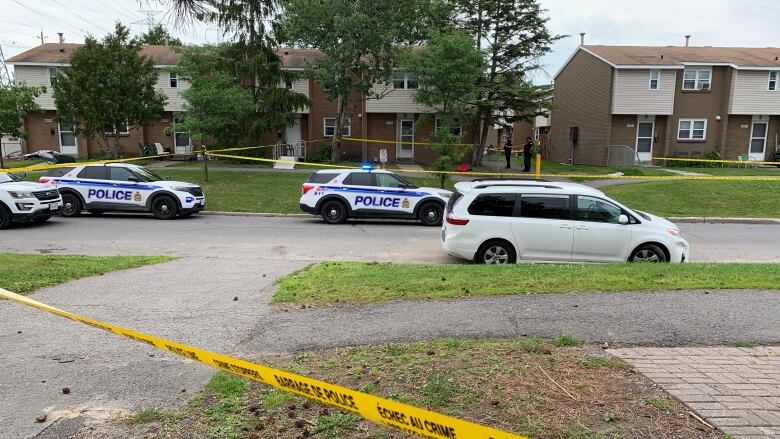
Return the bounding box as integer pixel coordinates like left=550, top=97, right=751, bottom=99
left=609, top=347, right=780, bottom=438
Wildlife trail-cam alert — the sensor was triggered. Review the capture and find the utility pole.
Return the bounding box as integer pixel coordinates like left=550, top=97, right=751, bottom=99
left=39, top=28, right=47, bottom=45
left=0, top=44, right=12, bottom=86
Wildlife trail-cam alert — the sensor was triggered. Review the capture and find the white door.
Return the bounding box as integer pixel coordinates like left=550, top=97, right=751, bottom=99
left=285, top=117, right=302, bottom=157
left=397, top=119, right=414, bottom=159
left=173, top=116, right=191, bottom=155
left=749, top=120, right=768, bottom=161
left=636, top=120, right=654, bottom=162
left=58, top=121, right=78, bottom=156
left=572, top=196, right=633, bottom=262
left=510, top=195, right=573, bottom=261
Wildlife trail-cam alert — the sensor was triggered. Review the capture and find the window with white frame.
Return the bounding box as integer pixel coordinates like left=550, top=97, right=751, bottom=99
left=435, top=116, right=463, bottom=136
left=48, top=66, right=58, bottom=87
left=323, top=117, right=351, bottom=137
left=769, top=71, right=778, bottom=91
left=104, top=122, right=129, bottom=136
left=169, top=72, right=178, bottom=88
left=393, top=71, right=418, bottom=90
left=649, top=69, right=660, bottom=90
left=678, top=119, right=707, bottom=140
left=682, top=68, right=711, bottom=90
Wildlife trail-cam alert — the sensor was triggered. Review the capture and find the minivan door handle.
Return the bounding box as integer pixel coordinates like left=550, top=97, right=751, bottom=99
left=575, top=226, right=590, bottom=231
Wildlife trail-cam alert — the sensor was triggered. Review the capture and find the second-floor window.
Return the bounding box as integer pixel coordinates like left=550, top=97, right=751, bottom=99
left=678, top=119, right=707, bottom=140
left=169, top=72, right=178, bottom=88
left=649, top=69, right=660, bottom=90
left=393, top=71, right=418, bottom=90
left=682, top=68, right=711, bottom=90
left=48, top=66, right=58, bottom=87
left=323, top=117, right=351, bottom=137
left=769, top=71, right=778, bottom=91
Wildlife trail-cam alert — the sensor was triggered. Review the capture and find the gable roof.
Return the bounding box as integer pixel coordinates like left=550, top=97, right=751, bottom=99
left=582, top=45, right=780, bottom=68
left=6, top=43, right=324, bottom=68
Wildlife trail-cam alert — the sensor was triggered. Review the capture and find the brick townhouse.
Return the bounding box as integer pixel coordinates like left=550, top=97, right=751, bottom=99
left=8, top=43, right=519, bottom=164
left=550, top=45, right=780, bottom=166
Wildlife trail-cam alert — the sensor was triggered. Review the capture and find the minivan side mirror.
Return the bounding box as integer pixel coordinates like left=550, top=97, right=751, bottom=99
left=618, top=214, right=629, bottom=225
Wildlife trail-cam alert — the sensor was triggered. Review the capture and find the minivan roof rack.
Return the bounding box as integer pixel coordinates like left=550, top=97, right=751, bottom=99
left=471, top=182, right=564, bottom=190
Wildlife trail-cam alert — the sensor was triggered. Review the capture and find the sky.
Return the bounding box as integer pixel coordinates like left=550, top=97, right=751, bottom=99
left=2, top=0, right=780, bottom=83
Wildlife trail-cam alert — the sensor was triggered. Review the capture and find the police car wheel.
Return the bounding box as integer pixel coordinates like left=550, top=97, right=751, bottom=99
left=0, top=205, right=11, bottom=230
left=61, top=193, right=82, bottom=217
left=475, top=240, right=516, bottom=265
left=418, top=202, right=443, bottom=226
left=320, top=200, right=347, bottom=224
left=152, top=196, right=178, bottom=220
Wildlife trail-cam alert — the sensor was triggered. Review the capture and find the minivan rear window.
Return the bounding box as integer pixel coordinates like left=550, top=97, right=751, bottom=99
left=520, top=195, right=570, bottom=220
left=307, top=173, right=340, bottom=184
left=467, top=193, right=516, bottom=217
left=446, top=191, right=464, bottom=213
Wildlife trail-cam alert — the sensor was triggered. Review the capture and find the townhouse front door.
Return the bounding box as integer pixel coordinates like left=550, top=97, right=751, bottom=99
left=58, top=121, right=78, bottom=156
left=749, top=118, right=768, bottom=161
left=635, top=117, right=655, bottom=162
left=397, top=118, right=414, bottom=160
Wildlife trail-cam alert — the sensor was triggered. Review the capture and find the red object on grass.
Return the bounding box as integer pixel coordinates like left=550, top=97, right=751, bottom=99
left=457, top=163, right=470, bottom=172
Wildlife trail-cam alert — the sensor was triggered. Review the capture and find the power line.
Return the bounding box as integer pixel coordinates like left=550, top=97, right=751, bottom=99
left=46, top=0, right=113, bottom=35
left=9, top=0, right=88, bottom=39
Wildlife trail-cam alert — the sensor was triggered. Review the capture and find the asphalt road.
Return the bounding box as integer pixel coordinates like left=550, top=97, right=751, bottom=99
left=1, top=213, right=779, bottom=262
left=1, top=214, right=780, bottom=438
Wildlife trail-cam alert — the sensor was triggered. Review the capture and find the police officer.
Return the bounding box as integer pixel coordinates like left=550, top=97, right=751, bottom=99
left=522, top=137, right=534, bottom=172
left=503, top=139, right=513, bottom=169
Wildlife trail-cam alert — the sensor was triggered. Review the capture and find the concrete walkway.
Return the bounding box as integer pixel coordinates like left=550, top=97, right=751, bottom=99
left=610, top=346, right=780, bottom=438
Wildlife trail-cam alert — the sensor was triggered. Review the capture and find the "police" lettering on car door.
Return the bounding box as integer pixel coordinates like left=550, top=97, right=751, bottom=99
left=88, top=189, right=134, bottom=200
left=355, top=195, right=400, bottom=208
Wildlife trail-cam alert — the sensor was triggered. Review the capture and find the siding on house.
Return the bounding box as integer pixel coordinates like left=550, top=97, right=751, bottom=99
left=365, top=84, right=431, bottom=113
left=155, top=69, right=189, bottom=112
left=611, top=69, right=676, bottom=115
left=729, top=70, right=780, bottom=115
left=14, top=65, right=56, bottom=110
left=290, top=78, right=310, bottom=113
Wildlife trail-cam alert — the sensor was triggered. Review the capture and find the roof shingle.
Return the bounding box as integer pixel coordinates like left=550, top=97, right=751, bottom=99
left=583, top=45, right=780, bottom=68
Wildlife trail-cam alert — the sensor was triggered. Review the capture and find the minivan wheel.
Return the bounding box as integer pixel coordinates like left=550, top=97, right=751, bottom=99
left=61, top=193, right=82, bottom=217
left=418, top=202, right=443, bottom=226
left=630, top=244, right=668, bottom=263
left=320, top=200, right=347, bottom=224
left=476, top=240, right=517, bottom=265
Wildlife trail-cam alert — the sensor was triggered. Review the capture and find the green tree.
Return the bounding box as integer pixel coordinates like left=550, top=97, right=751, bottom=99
left=52, top=23, right=166, bottom=158
left=404, top=30, right=483, bottom=188
left=278, top=0, right=446, bottom=163
left=454, top=0, right=561, bottom=165
left=138, top=24, right=183, bottom=46
left=0, top=83, right=45, bottom=167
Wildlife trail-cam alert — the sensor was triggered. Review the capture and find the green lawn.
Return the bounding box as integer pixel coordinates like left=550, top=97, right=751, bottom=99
left=603, top=180, right=780, bottom=218
left=0, top=253, right=173, bottom=295
left=274, top=262, right=780, bottom=306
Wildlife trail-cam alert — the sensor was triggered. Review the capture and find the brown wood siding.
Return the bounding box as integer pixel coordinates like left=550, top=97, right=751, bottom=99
left=550, top=50, right=614, bottom=165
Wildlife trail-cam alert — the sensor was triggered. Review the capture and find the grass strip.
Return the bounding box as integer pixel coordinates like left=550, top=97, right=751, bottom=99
left=274, top=262, right=780, bottom=306
left=0, top=253, right=174, bottom=295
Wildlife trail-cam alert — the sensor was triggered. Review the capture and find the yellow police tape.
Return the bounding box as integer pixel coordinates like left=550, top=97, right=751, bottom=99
left=652, top=156, right=780, bottom=166
left=206, top=152, right=780, bottom=181
left=0, top=153, right=182, bottom=173
left=0, top=287, right=525, bottom=439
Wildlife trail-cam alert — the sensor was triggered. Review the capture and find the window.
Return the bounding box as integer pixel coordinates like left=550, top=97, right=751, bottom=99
left=467, top=194, right=516, bottom=217
left=48, top=67, right=58, bottom=87
left=285, top=78, right=293, bottom=90
left=576, top=196, right=623, bottom=224
left=104, top=122, right=129, bottom=135
left=682, top=68, right=711, bottom=90
left=519, top=195, right=570, bottom=220
left=649, top=69, right=660, bottom=90
left=375, top=173, right=406, bottom=188
left=109, top=167, right=138, bottom=182
left=307, top=173, right=340, bottom=184
left=77, top=166, right=107, bottom=180
left=323, top=117, right=351, bottom=137
left=44, top=167, right=74, bottom=177
left=343, top=172, right=373, bottom=186
left=393, top=71, right=418, bottom=90
left=174, top=115, right=190, bottom=147
left=769, top=71, right=778, bottom=91
left=677, top=119, right=707, bottom=140
left=169, top=72, right=178, bottom=88
left=435, top=117, right=463, bottom=137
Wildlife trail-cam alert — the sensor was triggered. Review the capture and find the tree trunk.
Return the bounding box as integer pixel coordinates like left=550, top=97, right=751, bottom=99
left=113, top=129, right=121, bottom=158
left=331, top=93, right=347, bottom=164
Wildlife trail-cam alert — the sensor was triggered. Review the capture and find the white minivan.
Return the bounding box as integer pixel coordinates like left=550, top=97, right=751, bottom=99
left=442, top=180, right=689, bottom=264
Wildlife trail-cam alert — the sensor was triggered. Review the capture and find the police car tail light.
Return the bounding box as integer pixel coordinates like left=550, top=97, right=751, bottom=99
left=302, top=184, right=315, bottom=195
left=446, top=212, right=469, bottom=226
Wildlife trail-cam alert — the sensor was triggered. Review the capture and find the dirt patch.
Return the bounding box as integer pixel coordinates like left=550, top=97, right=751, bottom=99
left=60, top=339, right=724, bottom=439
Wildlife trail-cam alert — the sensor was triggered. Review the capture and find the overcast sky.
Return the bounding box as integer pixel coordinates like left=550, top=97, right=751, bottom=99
left=2, top=0, right=779, bottom=83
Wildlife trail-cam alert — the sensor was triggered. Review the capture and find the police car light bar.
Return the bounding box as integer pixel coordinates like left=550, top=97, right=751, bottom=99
left=361, top=164, right=374, bottom=171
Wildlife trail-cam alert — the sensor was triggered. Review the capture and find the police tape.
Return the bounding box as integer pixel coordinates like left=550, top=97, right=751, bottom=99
left=0, top=287, right=526, bottom=439
left=206, top=152, right=780, bottom=181
left=0, top=153, right=188, bottom=174
left=652, top=156, right=780, bottom=166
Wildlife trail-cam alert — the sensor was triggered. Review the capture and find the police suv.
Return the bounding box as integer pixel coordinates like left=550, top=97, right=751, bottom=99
left=0, top=171, right=62, bottom=229
left=39, top=163, right=204, bottom=220
left=299, top=168, right=451, bottom=226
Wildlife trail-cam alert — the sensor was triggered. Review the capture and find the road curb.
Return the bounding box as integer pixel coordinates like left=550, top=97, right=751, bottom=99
left=200, top=211, right=309, bottom=218
left=669, top=217, right=780, bottom=225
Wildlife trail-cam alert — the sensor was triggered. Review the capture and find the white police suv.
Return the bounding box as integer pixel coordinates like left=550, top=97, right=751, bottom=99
left=300, top=168, right=452, bottom=226
left=0, top=171, right=62, bottom=229
left=39, top=163, right=204, bottom=220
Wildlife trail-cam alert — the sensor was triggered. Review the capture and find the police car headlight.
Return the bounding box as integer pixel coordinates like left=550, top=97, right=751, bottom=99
left=9, top=191, right=34, bottom=199
left=438, top=192, right=452, bottom=198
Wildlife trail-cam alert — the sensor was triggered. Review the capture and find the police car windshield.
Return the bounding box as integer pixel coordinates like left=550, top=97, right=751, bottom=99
left=132, top=167, right=165, bottom=182
left=0, top=172, right=20, bottom=184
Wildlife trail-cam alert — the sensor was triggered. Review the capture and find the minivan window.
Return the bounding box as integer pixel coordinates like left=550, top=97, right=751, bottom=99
left=307, top=173, right=340, bottom=184
left=343, top=173, right=373, bottom=186
left=520, top=195, right=570, bottom=220
left=467, top=193, right=516, bottom=217
left=446, top=191, right=464, bottom=213
left=576, top=196, right=622, bottom=223
left=77, top=166, right=107, bottom=180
